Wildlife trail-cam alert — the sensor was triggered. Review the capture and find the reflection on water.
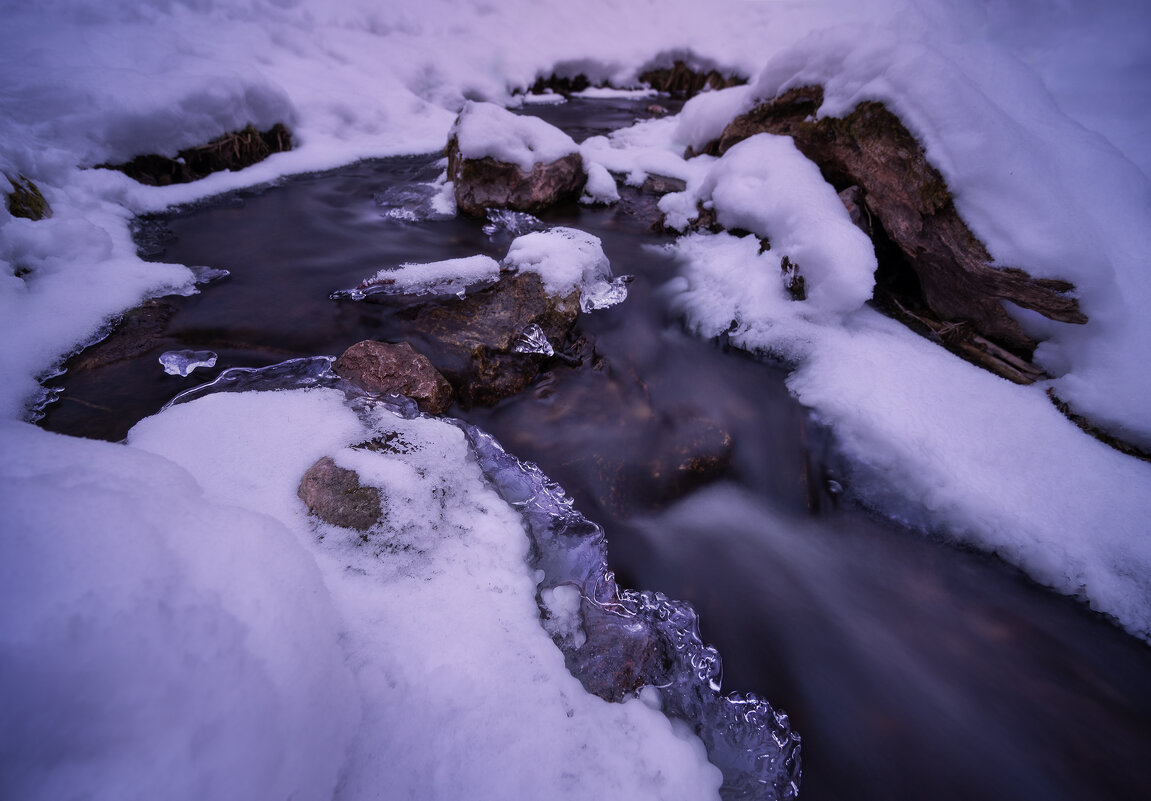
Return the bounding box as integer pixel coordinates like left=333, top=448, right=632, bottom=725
left=39, top=98, right=1151, bottom=801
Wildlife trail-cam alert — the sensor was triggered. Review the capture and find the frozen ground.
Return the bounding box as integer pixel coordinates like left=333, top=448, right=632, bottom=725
left=2, top=0, right=1151, bottom=798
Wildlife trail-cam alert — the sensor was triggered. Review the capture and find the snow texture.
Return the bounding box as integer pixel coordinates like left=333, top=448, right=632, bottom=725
left=452, top=100, right=580, bottom=172
left=4, top=0, right=1151, bottom=795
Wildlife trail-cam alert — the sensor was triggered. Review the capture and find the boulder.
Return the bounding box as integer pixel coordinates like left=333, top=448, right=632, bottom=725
left=297, top=456, right=383, bottom=531
left=102, top=123, right=292, bottom=186
left=401, top=271, right=581, bottom=406
left=334, top=340, right=453, bottom=414
left=699, top=85, right=1087, bottom=369
left=447, top=101, right=585, bottom=216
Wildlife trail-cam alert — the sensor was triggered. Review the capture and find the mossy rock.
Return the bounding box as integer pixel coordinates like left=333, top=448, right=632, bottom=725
left=5, top=175, right=52, bottom=220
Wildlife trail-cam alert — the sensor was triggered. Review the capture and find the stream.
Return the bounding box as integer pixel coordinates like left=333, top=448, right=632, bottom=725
left=40, top=97, right=1151, bottom=801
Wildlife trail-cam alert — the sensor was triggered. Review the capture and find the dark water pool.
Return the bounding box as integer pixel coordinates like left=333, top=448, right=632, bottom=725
left=40, top=98, right=1151, bottom=800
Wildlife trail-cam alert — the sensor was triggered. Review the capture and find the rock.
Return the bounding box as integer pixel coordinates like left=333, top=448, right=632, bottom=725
left=446, top=103, right=585, bottom=216
left=297, top=456, right=383, bottom=531
left=402, top=271, right=581, bottom=406
left=701, top=85, right=1087, bottom=364
left=638, top=60, right=745, bottom=98
left=5, top=174, right=52, bottom=220
left=568, top=598, right=670, bottom=702
left=334, top=340, right=453, bottom=414
left=101, top=123, right=292, bottom=186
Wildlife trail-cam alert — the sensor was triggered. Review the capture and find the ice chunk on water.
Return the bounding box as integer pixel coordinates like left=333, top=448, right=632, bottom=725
left=188, top=265, right=231, bottom=285
left=159, top=350, right=217, bottom=377
left=512, top=323, right=555, bottom=356
left=165, top=356, right=340, bottom=409
left=374, top=177, right=455, bottom=222
left=331, top=255, right=501, bottom=301
left=483, top=208, right=546, bottom=238
left=580, top=274, right=631, bottom=312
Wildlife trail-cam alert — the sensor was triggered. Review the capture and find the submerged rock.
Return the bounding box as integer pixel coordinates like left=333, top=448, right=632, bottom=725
left=102, top=123, right=292, bottom=186
left=5, top=174, right=52, bottom=220
left=402, top=272, right=581, bottom=406
left=297, top=456, right=383, bottom=531
left=334, top=340, right=453, bottom=414
left=699, top=85, right=1087, bottom=377
left=447, top=102, right=585, bottom=216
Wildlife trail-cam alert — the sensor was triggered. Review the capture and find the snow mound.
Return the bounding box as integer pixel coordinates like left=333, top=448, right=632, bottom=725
left=661, top=134, right=876, bottom=318
left=451, top=100, right=579, bottom=172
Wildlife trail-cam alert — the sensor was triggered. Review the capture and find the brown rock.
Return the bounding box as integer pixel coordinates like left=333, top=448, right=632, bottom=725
left=297, top=456, right=382, bottom=531
left=702, top=85, right=1087, bottom=362
left=447, top=138, right=585, bottom=217
left=334, top=340, right=453, bottom=414
left=400, top=271, right=581, bottom=407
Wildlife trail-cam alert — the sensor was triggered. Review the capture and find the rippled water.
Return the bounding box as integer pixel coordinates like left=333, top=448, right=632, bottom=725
left=40, top=98, right=1151, bottom=800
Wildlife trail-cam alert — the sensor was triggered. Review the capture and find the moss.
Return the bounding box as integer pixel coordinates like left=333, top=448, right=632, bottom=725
left=5, top=174, right=52, bottom=220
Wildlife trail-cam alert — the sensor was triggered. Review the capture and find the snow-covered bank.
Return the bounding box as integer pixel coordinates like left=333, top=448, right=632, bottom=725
left=2, top=388, right=725, bottom=800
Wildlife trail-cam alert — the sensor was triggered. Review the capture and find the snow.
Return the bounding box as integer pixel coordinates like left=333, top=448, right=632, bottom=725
left=3, top=0, right=1151, bottom=795
left=126, top=388, right=723, bottom=800
left=358, top=254, right=500, bottom=297
left=660, top=133, right=877, bottom=318
left=451, top=101, right=579, bottom=172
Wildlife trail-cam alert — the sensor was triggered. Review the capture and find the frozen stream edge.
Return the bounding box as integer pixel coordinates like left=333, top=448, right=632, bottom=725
left=170, top=356, right=802, bottom=800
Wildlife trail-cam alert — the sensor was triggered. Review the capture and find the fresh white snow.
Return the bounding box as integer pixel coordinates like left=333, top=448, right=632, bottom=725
left=3, top=0, right=1151, bottom=797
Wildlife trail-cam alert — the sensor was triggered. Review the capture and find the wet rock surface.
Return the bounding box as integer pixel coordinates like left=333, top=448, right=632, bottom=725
left=101, top=123, right=292, bottom=186
left=447, top=138, right=585, bottom=216
left=361, top=271, right=581, bottom=407
left=297, top=455, right=383, bottom=531
left=700, top=85, right=1087, bottom=378
left=333, top=340, right=453, bottom=414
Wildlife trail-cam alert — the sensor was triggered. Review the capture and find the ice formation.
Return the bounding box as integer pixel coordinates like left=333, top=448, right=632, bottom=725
left=159, top=350, right=217, bottom=377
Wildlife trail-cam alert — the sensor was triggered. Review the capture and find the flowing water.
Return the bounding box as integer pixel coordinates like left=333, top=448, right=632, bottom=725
left=40, top=98, right=1151, bottom=800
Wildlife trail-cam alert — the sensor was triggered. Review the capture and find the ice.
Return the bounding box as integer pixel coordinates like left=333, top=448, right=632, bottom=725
left=165, top=356, right=341, bottom=409
left=482, top=208, right=547, bottom=238
left=331, top=255, right=501, bottom=301
left=374, top=176, right=456, bottom=223
left=512, top=323, right=556, bottom=356
left=462, top=424, right=802, bottom=800
left=159, top=350, right=217, bottom=377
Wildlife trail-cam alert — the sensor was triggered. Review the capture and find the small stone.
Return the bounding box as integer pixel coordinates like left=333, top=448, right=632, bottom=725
left=334, top=340, right=453, bottom=414
left=297, top=456, right=382, bottom=531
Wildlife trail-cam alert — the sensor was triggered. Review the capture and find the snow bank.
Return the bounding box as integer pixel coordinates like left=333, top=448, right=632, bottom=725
left=0, top=418, right=359, bottom=801
left=451, top=101, right=579, bottom=171
left=127, top=388, right=724, bottom=800
left=666, top=232, right=1151, bottom=639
